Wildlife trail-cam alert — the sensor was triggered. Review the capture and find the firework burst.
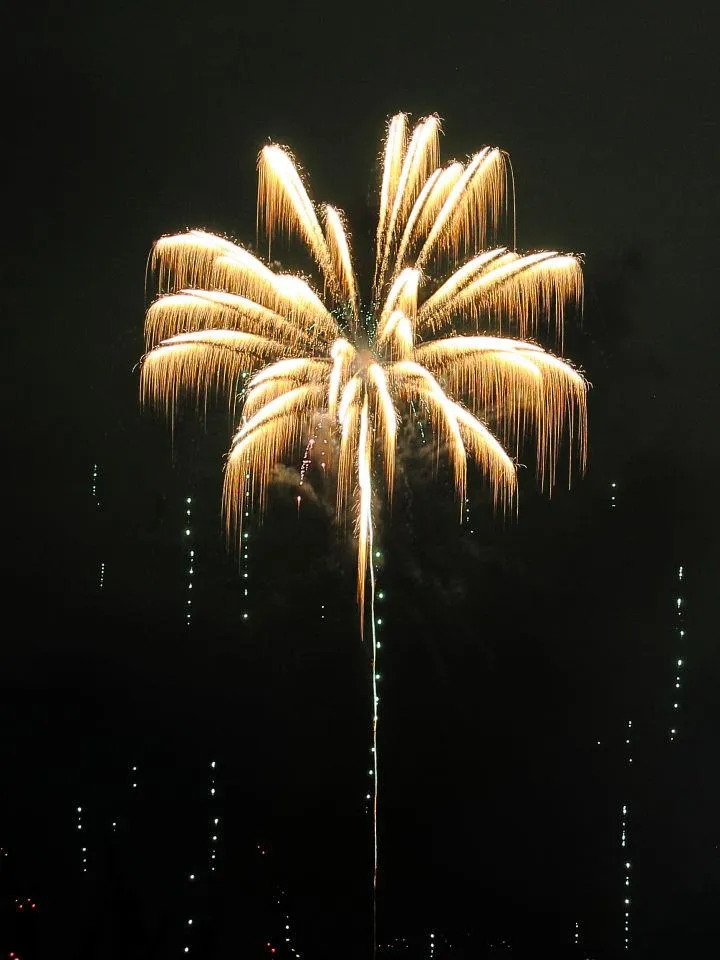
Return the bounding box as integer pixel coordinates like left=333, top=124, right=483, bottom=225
left=140, top=112, right=588, bottom=956
left=141, top=112, right=587, bottom=623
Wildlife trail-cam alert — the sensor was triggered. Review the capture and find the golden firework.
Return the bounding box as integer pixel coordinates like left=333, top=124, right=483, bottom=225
left=140, top=113, right=587, bottom=622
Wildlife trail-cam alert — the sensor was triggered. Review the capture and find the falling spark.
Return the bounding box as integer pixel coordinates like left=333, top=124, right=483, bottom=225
left=91, top=464, right=105, bottom=589
left=621, top=801, right=631, bottom=950
left=670, top=563, right=686, bottom=741
left=185, top=496, right=194, bottom=627
left=139, top=111, right=588, bottom=959
left=76, top=805, right=87, bottom=873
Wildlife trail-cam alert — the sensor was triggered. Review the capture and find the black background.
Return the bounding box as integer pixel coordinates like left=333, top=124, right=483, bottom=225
left=3, top=2, right=719, bottom=957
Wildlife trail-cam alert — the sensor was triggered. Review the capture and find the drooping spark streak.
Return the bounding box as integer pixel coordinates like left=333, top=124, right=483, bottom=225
left=357, top=397, right=373, bottom=620
left=393, top=168, right=443, bottom=276
left=378, top=268, right=417, bottom=328
left=258, top=145, right=334, bottom=287
left=243, top=358, right=331, bottom=419
left=367, top=363, right=397, bottom=493
left=328, top=338, right=354, bottom=420
left=324, top=205, right=359, bottom=325
left=151, top=230, right=243, bottom=292
left=391, top=359, right=469, bottom=504
left=415, top=148, right=505, bottom=269
left=415, top=248, right=508, bottom=322
left=375, top=113, right=408, bottom=291
left=376, top=116, right=441, bottom=293
left=411, top=162, right=465, bottom=252
left=139, top=111, right=589, bottom=959
left=417, top=251, right=584, bottom=343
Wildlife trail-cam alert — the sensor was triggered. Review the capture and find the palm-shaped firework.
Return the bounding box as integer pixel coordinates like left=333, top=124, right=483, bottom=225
left=141, top=112, right=587, bottom=613
left=140, top=112, right=588, bottom=951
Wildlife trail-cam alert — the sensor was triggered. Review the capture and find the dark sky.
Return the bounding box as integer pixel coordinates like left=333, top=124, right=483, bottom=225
left=3, top=2, right=720, bottom=958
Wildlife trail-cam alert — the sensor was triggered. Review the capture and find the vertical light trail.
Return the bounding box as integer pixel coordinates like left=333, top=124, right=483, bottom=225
left=611, top=478, right=632, bottom=953
left=506, top=152, right=517, bottom=251
left=182, top=759, right=220, bottom=954
left=670, top=564, right=685, bottom=742
left=75, top=804, right=87, bottom=874
left=623, top=719, right=632, bottom=952
left=319, top=416, right=328, bottom=473
left=298, top=435, right=315, bottom=517
left=184, top=497, right=195, bottom=627
left=184, top=865, right=197, bottom=956
left=279, top=890, right=302, bottom=957
left=91, top=463, right=105, bottom=590
left=242, top=463, right=251, bottom=622
left=209, top=759, right=218, bottom=872
left=621, top=800, right=631, bottom=951
left=242, top=528, right=250, bottom=622
left=368, top=531, right=380, bottom=960
left=366, top=545, right=386, bottom=960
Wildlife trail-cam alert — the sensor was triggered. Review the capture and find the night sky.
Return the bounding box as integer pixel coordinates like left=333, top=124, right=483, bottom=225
left=3, top=2, right=720, bottom=957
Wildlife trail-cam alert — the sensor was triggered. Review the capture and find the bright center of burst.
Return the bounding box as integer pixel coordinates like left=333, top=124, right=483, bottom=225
left=352, top=348, right=379, bottom=376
